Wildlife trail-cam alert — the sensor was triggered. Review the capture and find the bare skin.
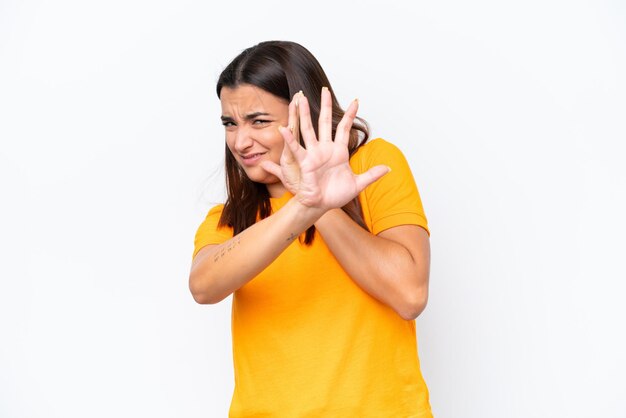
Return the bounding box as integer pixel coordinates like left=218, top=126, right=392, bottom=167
left=189, top=86, right=430, bottom=320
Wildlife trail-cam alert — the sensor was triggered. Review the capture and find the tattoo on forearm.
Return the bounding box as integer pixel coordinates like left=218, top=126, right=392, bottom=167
left=212, top=232, right=296, bottom=263
left=213, top=236, right=242, bottom=262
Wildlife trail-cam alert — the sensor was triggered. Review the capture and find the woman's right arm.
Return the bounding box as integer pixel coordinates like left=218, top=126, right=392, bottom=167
left=190, top=89, right=389, bottom=304
left=189, top=198, right=324, bottom=304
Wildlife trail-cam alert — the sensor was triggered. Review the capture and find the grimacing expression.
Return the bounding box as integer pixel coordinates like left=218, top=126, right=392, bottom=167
left=220, top=84, right=289, bottom=196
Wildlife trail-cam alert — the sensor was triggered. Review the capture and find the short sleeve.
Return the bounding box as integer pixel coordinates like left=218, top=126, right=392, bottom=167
left=192, top=204, right=234, bottom=260
left=351, top=138, right=430, bottom=236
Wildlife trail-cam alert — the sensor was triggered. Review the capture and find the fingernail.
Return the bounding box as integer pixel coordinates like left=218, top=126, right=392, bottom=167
left=354, top=98, right=359, bottom=103
left=322, top=86, right=328, bottom=91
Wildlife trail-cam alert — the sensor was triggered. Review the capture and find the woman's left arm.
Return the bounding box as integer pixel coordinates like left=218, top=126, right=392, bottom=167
left=315, top=209, right=430, bottom=320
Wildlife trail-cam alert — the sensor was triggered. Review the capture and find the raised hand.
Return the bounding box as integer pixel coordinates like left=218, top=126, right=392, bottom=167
left=260, top=87, right=390, bottom=211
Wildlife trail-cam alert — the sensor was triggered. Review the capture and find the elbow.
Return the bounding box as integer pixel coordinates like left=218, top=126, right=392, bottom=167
left=191, top=291, right=213, bottom=305
left=397, top=286, right=429, bottom=321
left=190, top=287, right=224, bottom=305
left=189, top=273, right=224, bottom=305
left=189, top=279, right=211, bottom=304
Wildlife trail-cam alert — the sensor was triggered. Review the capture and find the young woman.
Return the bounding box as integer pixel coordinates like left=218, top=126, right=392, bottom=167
left=189, top=40, right=433, bottom=417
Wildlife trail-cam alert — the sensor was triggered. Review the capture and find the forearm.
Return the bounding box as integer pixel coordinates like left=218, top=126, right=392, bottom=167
left=314, top=209, right=428, bottom=319
left=190, top=199, right=324, bottom=304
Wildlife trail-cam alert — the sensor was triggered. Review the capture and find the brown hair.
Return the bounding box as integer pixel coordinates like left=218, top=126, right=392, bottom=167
left=216, top=40, right=370, bottom=244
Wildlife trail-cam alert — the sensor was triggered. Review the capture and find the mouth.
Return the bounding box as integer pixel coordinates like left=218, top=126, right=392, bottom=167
left=240, top=152, right=267, bottom=166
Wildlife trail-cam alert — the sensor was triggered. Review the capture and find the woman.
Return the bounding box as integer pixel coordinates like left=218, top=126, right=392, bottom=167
left=189, top=40, right=433, bottom=417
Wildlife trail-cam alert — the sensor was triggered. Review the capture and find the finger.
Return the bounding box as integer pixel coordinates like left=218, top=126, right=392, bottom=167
left=289, top=93, right=300, bottom=146
left=281, top=136, right=297, bottom=164
left=354, top=165, right=391, bottom=193
left=298, top=93, right=319, bottom=149
left=318, top=87, right=332, bottom=142
left=335, top=98, right=358, bottom=147
left=278, top=125, right=305, bottom=162
left=259, top=160, right=285, bottom=184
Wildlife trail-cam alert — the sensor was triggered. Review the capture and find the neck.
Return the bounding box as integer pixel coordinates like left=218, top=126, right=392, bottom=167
left=266, top=182, right=288, bottom=198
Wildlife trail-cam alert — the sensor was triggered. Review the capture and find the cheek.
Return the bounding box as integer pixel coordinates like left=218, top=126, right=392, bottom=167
left=262, top=130, right=284, bottom=150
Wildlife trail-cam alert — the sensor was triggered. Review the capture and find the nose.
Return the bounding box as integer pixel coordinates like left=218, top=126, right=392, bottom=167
left=233, top=124, right=254, bottom=154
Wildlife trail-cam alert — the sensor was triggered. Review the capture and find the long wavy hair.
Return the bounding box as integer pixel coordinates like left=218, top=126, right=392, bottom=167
left=216, top=40, right=370, bottom=244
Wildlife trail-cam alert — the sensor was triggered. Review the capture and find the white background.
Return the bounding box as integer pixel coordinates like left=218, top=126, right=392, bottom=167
left=1, top=0, right=625, bottom=417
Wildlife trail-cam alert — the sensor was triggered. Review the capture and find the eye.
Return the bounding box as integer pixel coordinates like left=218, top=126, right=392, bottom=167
left=253, top=119, right=270, bottom=125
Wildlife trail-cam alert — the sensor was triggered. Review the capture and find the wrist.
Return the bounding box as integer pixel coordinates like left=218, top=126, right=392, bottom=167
left=285, top=197, right=327, bottom=227
left=314, top=207, right=344, bottom=229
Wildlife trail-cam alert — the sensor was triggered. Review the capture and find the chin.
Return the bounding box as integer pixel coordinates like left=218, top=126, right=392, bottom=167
left=242, top=167, right=278, bottom=185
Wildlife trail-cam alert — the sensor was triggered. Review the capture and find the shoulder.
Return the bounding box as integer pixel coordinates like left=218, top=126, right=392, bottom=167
left=350, top=139, right=430, bottom=236
left=349, top=138, right=407, bottom=172
left=192, top=203, right=232, bottom=259
left=207, top=203, right=225, bottom=217
left=195, top=203, right=229, bottom=234
left=352, top=137, right=403, bottom=157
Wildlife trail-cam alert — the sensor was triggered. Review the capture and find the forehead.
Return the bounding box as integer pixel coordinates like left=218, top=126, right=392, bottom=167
left=220, top=84, right=287, bottom=115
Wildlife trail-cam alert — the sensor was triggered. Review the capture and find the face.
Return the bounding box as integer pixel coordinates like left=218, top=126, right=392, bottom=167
left=220, top=84, right=289, bottom=197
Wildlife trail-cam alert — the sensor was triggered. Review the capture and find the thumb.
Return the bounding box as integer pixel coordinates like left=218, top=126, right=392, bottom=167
left=354, top=165, right=391, bottom=193
left=260, top=160, right=285, bottom=184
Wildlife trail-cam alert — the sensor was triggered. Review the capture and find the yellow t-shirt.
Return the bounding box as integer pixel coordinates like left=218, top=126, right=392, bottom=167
left=193, top=138, right=433, bottom=418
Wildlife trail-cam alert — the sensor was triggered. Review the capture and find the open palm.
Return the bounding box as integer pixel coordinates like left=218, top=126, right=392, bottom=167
left=261, top=88, right=390, bottom=211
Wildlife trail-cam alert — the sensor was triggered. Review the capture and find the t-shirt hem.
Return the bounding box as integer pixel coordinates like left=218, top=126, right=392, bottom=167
left=372, top=212, right=430, bottom=236
left=192, top=240, right=224, bottom=260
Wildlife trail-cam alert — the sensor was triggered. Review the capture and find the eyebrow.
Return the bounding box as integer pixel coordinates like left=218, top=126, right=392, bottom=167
left=220, top=112, right=272, bottom=122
